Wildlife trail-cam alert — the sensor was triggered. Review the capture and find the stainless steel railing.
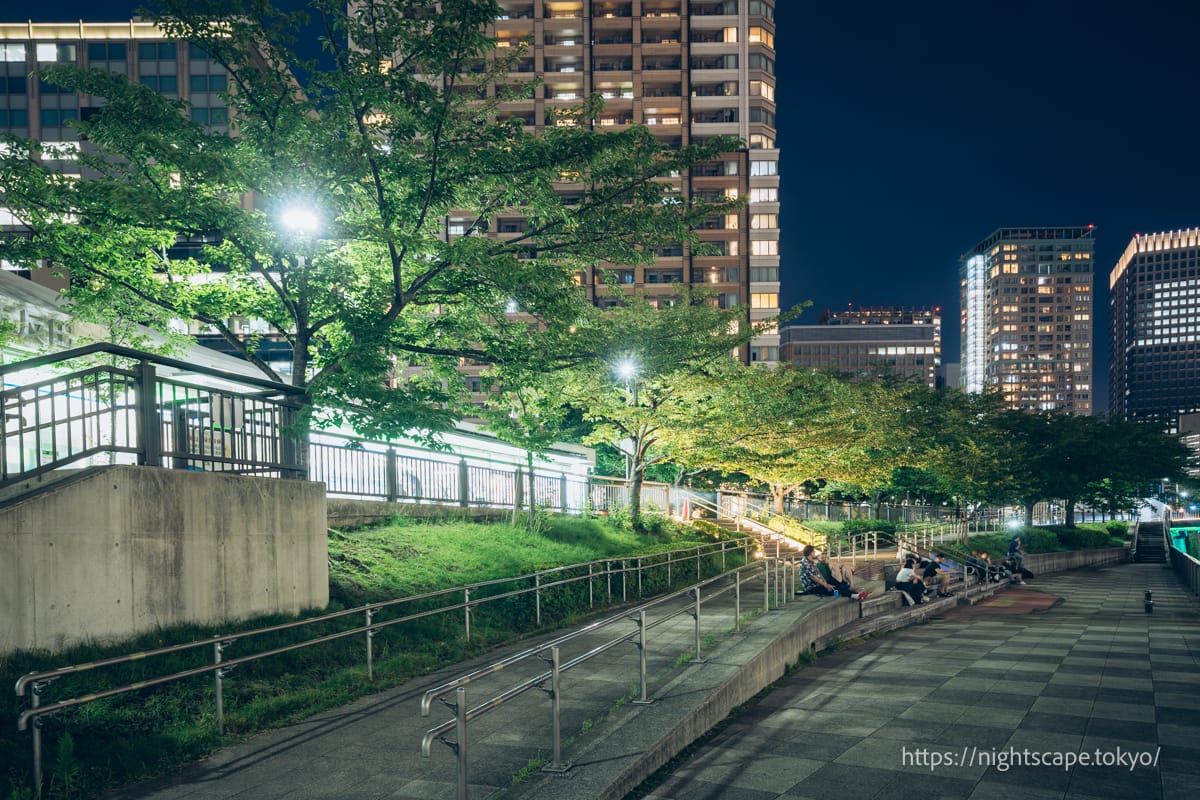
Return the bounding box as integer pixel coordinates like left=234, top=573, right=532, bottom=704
left=419, top=550, right=788, bottom=800
left=12, top=537, right=751, bottom=797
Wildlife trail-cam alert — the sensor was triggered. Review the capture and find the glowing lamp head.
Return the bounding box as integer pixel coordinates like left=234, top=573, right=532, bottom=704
left=279, top=206, right=320, bottom=237
left=615, top=360, right=637, bottom=382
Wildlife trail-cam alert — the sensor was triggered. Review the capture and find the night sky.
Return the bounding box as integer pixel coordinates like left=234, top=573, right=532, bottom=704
left=10, top=1, right=1200, bottom=410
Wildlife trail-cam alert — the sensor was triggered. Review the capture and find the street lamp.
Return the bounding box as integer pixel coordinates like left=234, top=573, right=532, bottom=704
left=614, top=358, right=640, bottom=406
left=614, top=359, right=639, bottom=481
left=279, top=205, right=320, bottom=237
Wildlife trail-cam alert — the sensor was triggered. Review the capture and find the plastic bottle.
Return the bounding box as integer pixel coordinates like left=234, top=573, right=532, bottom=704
left=833, top=589, right=839, bottom=598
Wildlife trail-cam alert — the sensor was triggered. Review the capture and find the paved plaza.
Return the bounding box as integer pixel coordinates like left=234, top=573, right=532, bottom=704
left=636, top=563, right=1200, bottom=800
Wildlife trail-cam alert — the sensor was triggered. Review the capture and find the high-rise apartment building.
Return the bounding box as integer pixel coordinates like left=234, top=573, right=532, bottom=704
left=486, top=0, right=781, bottom=363
left=959, top=226, right=1094, bottom=413
left=781, top=306, right=940, bottom=387
left=1109, top=229, right=1200, bottom=431
left=3, top=3, right=780, bottom=367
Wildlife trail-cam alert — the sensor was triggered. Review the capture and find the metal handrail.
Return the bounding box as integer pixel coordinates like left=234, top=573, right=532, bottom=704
left=419, top=554, right=772, bottom=798
left=14, top=537, right=752, bottom=730
left=0, top=342, right=305, bottom=397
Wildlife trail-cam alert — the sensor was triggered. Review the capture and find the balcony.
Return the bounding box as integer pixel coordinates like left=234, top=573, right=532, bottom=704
left=643, top=58, right=681, bottom=71
left=595, top=58, right=633, bottom=71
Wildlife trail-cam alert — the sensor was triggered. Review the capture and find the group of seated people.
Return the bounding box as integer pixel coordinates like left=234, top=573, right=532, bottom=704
left=795, top=544, right=872, bottom=600
left=892, top=552, right=960, bottom=605
left=893, top=538, right=1026, bottom=605
left=965, top=545, right=1026, bottom=585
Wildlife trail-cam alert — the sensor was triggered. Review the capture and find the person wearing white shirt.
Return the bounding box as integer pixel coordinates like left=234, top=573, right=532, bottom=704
left=894, top=558, right=926, bottom=605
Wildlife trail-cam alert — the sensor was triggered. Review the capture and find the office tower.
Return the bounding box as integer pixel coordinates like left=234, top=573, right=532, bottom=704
left=959, top=226, right=1095, bottom=413
left=1109, top=229, right=1200, bottom=431
left=489, top=0, right=781, bottom=363
left=780, top=306, right=940, bottom=387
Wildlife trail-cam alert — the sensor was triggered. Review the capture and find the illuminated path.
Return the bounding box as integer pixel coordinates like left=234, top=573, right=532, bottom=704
left=634, top=563, right=1200, bottom=800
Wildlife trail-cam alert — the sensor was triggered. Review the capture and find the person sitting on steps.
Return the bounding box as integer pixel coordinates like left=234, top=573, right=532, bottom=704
left=818, top=551, right=871, bottom=600
left=922, top=553, right=958, bottom=598
left=894, top=557, right=927, bottom=605
left=796, top=544, right=838, bottom=597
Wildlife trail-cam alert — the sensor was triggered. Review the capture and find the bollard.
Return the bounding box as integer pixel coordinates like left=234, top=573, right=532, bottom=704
left=1144, top=588, right=1153, bottom=614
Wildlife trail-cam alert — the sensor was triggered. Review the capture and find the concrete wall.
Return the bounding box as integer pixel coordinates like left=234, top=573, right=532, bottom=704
left=1, top=466, right=328, bottom=653
left=1169, top=548, right=1200, bottom=598
left=327, top=498, right=511, bottom=529
left=1025, top=546, right=1129, bottom=576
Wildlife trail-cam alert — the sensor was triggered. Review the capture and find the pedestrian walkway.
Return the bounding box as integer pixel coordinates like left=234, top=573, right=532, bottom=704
left=104, top=562, right=1200, bottom=800
left=633, top=563, right=1200, bottom=800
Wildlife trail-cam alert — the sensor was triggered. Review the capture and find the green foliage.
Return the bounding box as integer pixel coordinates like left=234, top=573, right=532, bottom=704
left=967, top=523, right=1123, bottom=556
left=1105, top=520, right=1131, bottom=537
left=840, top=518, right=898, bottom=536
left=0, top=0, right=745, bottom=437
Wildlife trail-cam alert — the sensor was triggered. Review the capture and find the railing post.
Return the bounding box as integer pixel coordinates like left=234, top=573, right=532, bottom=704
left=588, top=563, right=594, bottom=608
left=763, top=558, right=770, bottom=612
left=464, top=588, right=471, bottom=641
left=386, top=447, right=398, bottom=503
left=633, top=610, right=652, bottom=705
left=637, top=557, right=643, bottom=597
left=30, top=682, right=45, bottom=800
left=455, top=686, right=469, bottom=800
left=458, top=458, right=469, bottom=508
left=514, top=466, right=524, bottom=516
left=666, top=551, right=672, bottom=587
left=559, top=472, right=568, bottom=513
left=135, top=359, right=161, bottom=467
left=693, top=586, right=705, bottom=663
left=543, top=646, right=570, bottom=773
left=735, top=569, right=742, bottom=632
left=280, top=402, right=305, bottom=479
left=535, top=573, right=542, bottom=626
left=365, top=608, right=375, bottom=681
left=213, top=638, right=226, bottom=736
left=696, top=545, right=701, bottom=581
left=622, top=560, right=627, bottom=602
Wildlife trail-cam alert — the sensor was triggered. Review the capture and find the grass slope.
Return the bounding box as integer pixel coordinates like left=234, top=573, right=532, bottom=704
left=1, top=514, right=723, bottom=800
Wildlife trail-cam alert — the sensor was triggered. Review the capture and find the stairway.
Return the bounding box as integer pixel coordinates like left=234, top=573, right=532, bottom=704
left=1134, top=522, right=1168, bottom=563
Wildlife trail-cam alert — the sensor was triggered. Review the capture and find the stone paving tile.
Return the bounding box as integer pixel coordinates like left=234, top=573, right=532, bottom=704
left=1067, top=767, right=1164, bottom=800
left=1088, top=700, right=1156, bottom=723
left=786, top=762, right=897, bottom=800
left=968, top=781, right=1066, bottom=799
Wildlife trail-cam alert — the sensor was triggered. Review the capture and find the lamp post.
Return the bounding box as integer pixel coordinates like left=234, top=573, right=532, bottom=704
left=615, top=359, right=638, bottom=482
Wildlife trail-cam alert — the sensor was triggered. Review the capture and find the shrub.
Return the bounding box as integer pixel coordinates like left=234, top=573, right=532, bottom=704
left=1105, top=520, right=1130, bottom=537
left=1056, top=527, right=1110, bottom=549
left=840, top=519, right=897, bottom=536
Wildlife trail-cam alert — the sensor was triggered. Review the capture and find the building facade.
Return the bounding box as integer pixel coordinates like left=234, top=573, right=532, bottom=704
left=781, top=306, right=940, bottom=387
left=0, top=21, right=229, bottom=284
left=1109, top=229, right=1200, bottom=431
left=959, top=226, right=1095, bottom=413
left=487, top=0, right=781, bottom=363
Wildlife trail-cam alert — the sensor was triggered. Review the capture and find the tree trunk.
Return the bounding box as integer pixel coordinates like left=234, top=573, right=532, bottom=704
left=1024, top=501, right=1035, bottom=528
left=630, top=466, right=644, bottom=528
left=774, top=486, right=786, bottom=515
left=1064, top=497, right=1076, bottom=529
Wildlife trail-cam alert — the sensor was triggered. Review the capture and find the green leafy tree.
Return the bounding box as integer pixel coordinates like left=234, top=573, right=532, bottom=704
left=1080, top=417, right=1194, bottom=522
left=656, top=366, right=900, bottom=515
left=558, top=293, right=762, bottom=529
left=477, top=367, right=573, bottom=527
left=0, top=0, right=742, bottom=438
